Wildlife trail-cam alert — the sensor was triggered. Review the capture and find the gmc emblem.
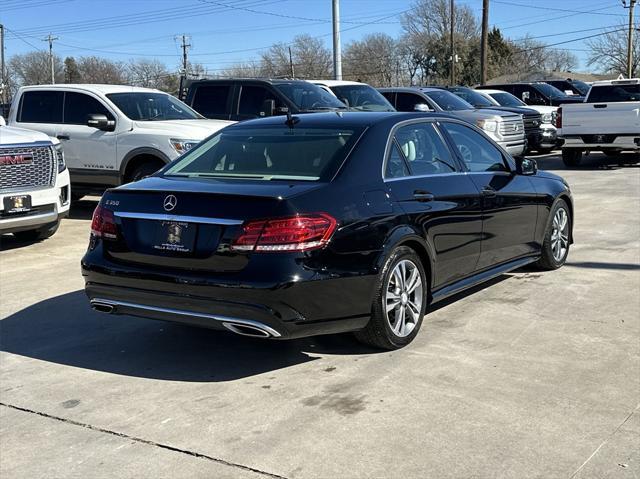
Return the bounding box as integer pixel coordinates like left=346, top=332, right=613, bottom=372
left=0, top=154, right=33, bottom=166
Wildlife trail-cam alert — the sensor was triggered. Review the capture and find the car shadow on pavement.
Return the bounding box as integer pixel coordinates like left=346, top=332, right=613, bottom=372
left=535, top=154, right=640, bottom=171
left=566, top=261, right=640, bottom=271
left=68, top=198, right=99, bottom=221
left=0, top=290, right=382, bottom=382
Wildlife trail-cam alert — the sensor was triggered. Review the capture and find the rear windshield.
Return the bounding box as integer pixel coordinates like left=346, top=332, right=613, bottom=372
left=424, top=90, right=472, bottom=111
left=587, top=84, right=640, bottom=103
left=329, top=85, right=395, bottom=111
left=163, top=126, right=362, bottom=181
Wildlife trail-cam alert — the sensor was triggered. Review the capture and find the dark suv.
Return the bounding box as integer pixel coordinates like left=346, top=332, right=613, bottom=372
left=184, top=79, right=347, bottom=121
left=478, top=83, right=584, bottom=107
left=543, top=79, right=590, bottom=97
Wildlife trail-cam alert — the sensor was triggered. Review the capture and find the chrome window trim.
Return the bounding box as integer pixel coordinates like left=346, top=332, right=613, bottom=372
left=114, top=212, right=243, bottom=225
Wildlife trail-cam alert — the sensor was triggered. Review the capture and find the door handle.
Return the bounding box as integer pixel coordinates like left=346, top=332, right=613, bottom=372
left=56, top=135, right=70, bottom=140
left=413, top=190, right=435, bottom=202
left=593, top=104, right=607, bottom=109
left=481, top=187, right=497, bottom=198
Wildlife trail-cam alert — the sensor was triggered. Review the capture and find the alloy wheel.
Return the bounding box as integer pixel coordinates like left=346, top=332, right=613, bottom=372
left=385, top=259, right=423, bottom=337
left=551, top=207, right=569, bottom=262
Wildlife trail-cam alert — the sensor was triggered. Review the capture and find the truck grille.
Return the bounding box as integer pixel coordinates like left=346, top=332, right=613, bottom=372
left=0, top=145, right=55, bottom=191
left=523, top=114, right=542, bottom=132
left=499, top=118, right=525, bottom=138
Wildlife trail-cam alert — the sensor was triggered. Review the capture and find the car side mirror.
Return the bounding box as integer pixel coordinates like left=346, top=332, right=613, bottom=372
left=516, top=157, right=537, bottom=175
left=260, top=99, right=275, bottom=117
left=413, top=103, right=431, bottom=112
left=521, top=92, right=530, bottom=101
left=87, top=114, right=115, bottom=131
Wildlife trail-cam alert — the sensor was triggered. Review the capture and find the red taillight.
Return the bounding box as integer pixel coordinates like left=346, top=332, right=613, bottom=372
left=556, top=107, right=562, bottom=128
left=90, top=205, right=118, bottom=240
left=231, top=213, right=337, bottom=252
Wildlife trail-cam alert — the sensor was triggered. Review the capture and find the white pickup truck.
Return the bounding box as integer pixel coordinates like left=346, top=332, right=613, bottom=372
left=558, top=78, right=640, bottom=166
left=8, top=84, right=233, bottom=199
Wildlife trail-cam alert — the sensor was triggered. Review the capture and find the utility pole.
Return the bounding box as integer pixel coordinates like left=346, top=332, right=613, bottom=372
left=43, top=33, right=58, bottom=84
left=623, top=0, right=637, bottom=78
left=178, top=34, right=191, bottom=100
left=480, top=0, right=489, bottom=85
left=288, top=46, right=295, bottom=78
left=332, top=0, right=342, bottom=80
left=0, top=24, right=5, bottom=104
left=450, top=0, right=455, bottom=85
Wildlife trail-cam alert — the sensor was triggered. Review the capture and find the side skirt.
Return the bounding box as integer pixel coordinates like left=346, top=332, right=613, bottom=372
left=431, top=255, right=539, bottom=304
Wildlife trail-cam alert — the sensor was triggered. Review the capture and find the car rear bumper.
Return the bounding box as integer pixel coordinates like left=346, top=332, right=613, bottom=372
left=560, top=135, right=640, bottom=151
left=82, top=256, right=375, bottom=340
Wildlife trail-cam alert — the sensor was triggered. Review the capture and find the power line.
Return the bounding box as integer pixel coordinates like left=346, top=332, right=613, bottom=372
left=492, top=0, right=626, bottom=16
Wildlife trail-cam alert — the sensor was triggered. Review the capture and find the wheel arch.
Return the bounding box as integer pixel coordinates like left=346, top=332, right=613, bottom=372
left=557, top=193, right=574, bottom=243
left=120, top=147, right=171, bottom=183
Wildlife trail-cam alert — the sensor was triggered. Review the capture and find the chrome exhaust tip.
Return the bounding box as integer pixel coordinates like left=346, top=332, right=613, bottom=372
left=91, top=301, right=115, bottom=314
left=222, top=322, right=273, bottom=338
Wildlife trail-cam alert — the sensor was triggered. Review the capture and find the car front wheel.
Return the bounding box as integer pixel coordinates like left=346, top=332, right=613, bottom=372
left=355, top=246, right=427, bottom=350
left=562, top=149, right=582, bottom=167
left=536, top=199, right=571, bottom=270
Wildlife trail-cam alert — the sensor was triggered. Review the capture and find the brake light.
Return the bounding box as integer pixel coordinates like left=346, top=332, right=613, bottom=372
left=90, top=205, right=118, bottom=240
left=231, top=213, right=337, bottom=252
left=556, top=107, right=562, bottom=128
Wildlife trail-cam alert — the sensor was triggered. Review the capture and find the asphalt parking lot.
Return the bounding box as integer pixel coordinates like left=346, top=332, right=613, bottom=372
left=1, top=151, right=639, bottom=479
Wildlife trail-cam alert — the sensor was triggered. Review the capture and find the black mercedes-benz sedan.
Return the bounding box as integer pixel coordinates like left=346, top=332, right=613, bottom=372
left=82, top=112, right=573, bottom=350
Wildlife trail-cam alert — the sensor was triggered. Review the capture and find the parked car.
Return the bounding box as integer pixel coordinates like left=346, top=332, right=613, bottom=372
left=1, top=116, right=70, bottom=241
left=82, top=111, right=572, bottom=350
left=558, top=78, right=640, bottom=166
left=8, top=84, right=232, bottom=199
left=542, top=79, right=590, bottom=97
left=184, top=79, right=348, bottom=121
left=310, top=80, right=395, bottom=111
left=477, top=82, right=585, bottom=106
left=379, top=87, right=526, bottom=157
left=434, top=86, right=546, bottom=153
left=473, top=88, right=559, bottom=153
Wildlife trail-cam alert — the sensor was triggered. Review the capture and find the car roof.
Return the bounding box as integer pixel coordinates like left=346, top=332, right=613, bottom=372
left=309, top=80, right=369, bottom=87
left=591, top=78, right=639, bottom=86
left=189, top=78, right=311, bottom=86
left=225, top=111, right=457, bottom=129
left=476, top=89, right=508, bottom=94
left=18, top=84, right=164, bottom=94
left=377, top=87, right=442, bottom=94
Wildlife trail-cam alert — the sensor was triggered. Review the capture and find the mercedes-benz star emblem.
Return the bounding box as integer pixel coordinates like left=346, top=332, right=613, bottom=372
left=163, top=195, right=177, bottom=211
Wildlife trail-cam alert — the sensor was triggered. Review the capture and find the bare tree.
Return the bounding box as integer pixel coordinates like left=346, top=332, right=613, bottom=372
left=77, top=56, right=127, bottom=84
left=587, top=25, right=639, bottom=77
left=128, top=59, right=170, bottom=88
left=545, top=49, right=579, bottom=72
left=218, top=61, right=264, bottom=78
left=343, top=33, right=399, bottom=86
left=8, top=51, right=64, bottom=86
left=260, top=34, right=331, bottom=78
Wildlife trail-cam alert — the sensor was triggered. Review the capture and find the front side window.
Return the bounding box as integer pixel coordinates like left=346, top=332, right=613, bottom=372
left=330, top=85, right=395, bottom=112
left=451, top=88, right=494, bottom=107
left=63, top=92, right=114, bottom=124
left=107, top=92, right=202, bottom=121
left=238, top=86, right=283, bottom=117
left=490, top=92, right=526, bottom=107
left=442, top=122, right=508, bottom=173
left=163, top=126, right=362, bottom=181
left=395, top=92, right=429, bottom=112
left=19, top=91, right=63, bottom=123
left=273, top=83, right=346, bottom=111
left=393, top=123, right=457, bottom=176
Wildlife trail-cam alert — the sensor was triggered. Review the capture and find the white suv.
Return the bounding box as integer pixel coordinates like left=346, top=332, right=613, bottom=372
left=8, top=85, right=233, bottom=199
left=1, top=116, right=70, bottom=240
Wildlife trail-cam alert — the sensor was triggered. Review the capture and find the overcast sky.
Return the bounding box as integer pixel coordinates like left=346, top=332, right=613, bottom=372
left=1, top=0, right=629, bottom=73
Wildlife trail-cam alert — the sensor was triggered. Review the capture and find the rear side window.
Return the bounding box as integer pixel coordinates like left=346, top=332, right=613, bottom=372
left=63, top=92, right=114, bottom=124
left=19, top=91, right=63, bottom=123
left=393, top=123, right=457, bottom=176
left=192, top=85, right=231, bottom=117
left=587, top=85, right=640, bottom=103
left=442, top=122, right=507, bottom=173
left=164, top=127, right=363, bottom=181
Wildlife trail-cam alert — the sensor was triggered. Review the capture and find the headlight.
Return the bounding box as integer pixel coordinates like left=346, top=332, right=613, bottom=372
left=54, top=143, right=66, bottom=173
left=476, top=119, right=498, bottom=133
left=169, top=138, right=199, bottom=155
left=541, top=112, right=553, bottom=123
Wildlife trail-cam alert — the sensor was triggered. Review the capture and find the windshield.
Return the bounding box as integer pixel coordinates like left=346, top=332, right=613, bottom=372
left=274, top=83, right=347, bottom=112
left=424, top=90, right=473, bottom=111
left=329, top=85, right=395, bottom=111
left=570, top=80, right=590, bottom=96
left=450, top=88, right=494, bottom=107
left=534, top=83, right=569, bottom=100
left=163, top=126, right=362, bottom=181
left=587, top=84, right=640, bottom=102
left=107, top=92, right=202, bottom=121
left=490, top=92, right=526, bottom=107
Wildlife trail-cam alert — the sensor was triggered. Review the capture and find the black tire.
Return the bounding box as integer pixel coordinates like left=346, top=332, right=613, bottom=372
left=355, top=246, right=428, bottom=350
left=537, top=148, right=554, bottom=155
left=127, top=161, right=164, bottom=183
left=603, top=150, right=620, bottom=158
left=535, top=199, right=571, bottom=271
left=13, top=221, right=60, bottom=242
left=562, top=149, right=582, bottom=167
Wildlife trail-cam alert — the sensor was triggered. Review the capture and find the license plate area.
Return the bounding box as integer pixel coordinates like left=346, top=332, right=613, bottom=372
left=152, top=220, right=197, bottom=254
left=3, top=195, right=32, bottom=214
